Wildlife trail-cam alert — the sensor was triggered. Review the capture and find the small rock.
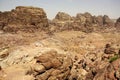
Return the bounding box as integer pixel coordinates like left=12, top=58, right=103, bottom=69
left=104, top=44, right=116, bottom=54
left=34, top=64, right=45, bottom=73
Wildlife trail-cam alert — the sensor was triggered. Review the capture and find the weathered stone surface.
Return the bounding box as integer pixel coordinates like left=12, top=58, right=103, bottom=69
left=34, top=64, right=45, bottom=73
left=49, top=12, right=73, bottom=32
left=34, top=51, right=73, bottom=80
left=0, top=6, right=48, bottom=32
left=0, top=21, right=6, bottom=30
left=0, top=6, right=120, bottom=80
left=115, top=17, right=120, bottom=29
left=54, top=12, right=72, bottom=21
left=84, top=12, right=93, bottom=25
left=75, top=13, right=86, bottom=25
left=50, top=11, right=116, bottom=33
left=95, top=15, right=103, bottom=26
left=103, top=15, right=114, bottom=27
left=104, top=44, right=116, bottom=54
left=94, top=58, right=120, bottom=80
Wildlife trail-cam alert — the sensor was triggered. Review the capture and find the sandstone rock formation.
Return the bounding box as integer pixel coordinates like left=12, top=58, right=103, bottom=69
left=103, top=15, right=114, bottom=27
left=34, top=52, right=73, bottom=80
left=0, top=21, right=6, bottom=30
left=50, top=12, right=115, bottom=33
left=0, top=30, right=120, bottom=80
left=104, top=44, right=116, bottom=54
left=93, top=58, right=120, bottom=80
left=0, top=6, right=48, bottom=32
left=94, top=15, right=103, bottom=26
left=115, top=17, right=120, bottom=30
left=49, top=12, right=73, bottom=32
left=0, top=6, right=120, bottom=80
left=54, top=12, right=72, bottom=21
left=0, top=6, right=117, bottom=33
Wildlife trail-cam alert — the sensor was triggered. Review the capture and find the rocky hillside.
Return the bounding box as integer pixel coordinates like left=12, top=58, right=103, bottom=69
left=0, top=6, right=120, bottom=33
left=0, top=6, right=48, bottom=32
left=50, top=12, right=118, bottom=32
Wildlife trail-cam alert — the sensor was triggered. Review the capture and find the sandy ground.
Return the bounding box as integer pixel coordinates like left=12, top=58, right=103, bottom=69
left=0, top=31, right=120, bottom=80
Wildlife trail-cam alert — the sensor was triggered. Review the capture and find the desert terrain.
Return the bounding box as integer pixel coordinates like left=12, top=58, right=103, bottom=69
left=0, top=6, right=120, bottom=80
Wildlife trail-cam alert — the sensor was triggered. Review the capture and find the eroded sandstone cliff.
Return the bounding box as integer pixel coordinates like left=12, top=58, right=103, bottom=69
left=0, top=6, right=48, bottom=32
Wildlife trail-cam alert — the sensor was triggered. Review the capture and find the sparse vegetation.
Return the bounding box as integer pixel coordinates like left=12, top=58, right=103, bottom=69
left=0, top=6, right=120, bottom=80
left=109, top=55, right=119, bottom=63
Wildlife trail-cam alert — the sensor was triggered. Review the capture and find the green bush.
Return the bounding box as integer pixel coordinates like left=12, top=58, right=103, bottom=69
left=109, top=55, right=119, bottom=63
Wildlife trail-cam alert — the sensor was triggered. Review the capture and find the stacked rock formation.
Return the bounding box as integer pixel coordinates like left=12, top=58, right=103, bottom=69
left=50, top=12, right=115, bottom=32
left=0, top=6, right=48, bottom=32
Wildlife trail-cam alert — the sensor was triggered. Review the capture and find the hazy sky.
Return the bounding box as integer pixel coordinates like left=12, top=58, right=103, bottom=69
left=0, top=0, right=120, bottom=19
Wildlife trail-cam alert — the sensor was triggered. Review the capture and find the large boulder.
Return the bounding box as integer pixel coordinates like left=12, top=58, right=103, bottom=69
left=0, top=6, right=48, bottom=32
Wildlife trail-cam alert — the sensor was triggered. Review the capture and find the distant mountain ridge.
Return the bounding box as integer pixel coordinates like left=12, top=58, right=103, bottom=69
left=0, top=6, right=120, bottom=33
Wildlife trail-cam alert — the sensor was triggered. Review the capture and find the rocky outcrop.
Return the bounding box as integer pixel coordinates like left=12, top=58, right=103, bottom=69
left=49, top=12, right=72, bottom=32
left=54, top=12, right=72, bottom=21
left=33, top=52, right=73, bottom=80
left=0, top=6, right=48, bottom=32
left=94, top=16, right=103, bottom=26
left=75, top=13, right=86, bottom=25
left=73, top=12, right=94, bottom=32
left=0, top=21, right=6, bottom=30
left=104, top=44, right=116, bottom=54
left=94, top=58, right=120, bottom=80
left=0, top=7, right=118, bottom=33
left=103, top=15, right=114, bottom=27
left=50, top=12, right=116, bottom=33
left=115, top=17, right=120, bottom=30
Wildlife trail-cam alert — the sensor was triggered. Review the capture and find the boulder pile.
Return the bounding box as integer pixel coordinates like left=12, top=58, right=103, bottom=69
left=0, top=44, right=120, bottom=80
